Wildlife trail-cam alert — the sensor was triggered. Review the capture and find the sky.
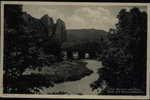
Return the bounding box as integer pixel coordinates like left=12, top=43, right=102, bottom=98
left=23, top=5, right=146, bottom=31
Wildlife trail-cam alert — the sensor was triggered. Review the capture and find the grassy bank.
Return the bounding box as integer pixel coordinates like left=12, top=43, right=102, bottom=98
left=8, top=60, right=93, bottom=93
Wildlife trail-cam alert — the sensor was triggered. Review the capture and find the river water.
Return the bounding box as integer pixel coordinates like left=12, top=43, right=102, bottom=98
left=38, top=60, right=104, bottom=95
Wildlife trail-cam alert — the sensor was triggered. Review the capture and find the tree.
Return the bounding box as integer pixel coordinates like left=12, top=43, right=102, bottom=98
left=92, top=7, right=147, bottom=95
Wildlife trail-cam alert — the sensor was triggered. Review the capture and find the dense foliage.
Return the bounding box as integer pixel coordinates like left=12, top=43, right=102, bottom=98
left=91, top=7, right=147, bottom=95
left=63, top=40, right=104, bottom=59
left=3, top=5, right=65, bottom=93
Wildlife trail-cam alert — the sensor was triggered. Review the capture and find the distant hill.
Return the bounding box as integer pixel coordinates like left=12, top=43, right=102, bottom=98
left=67, top=29, right=108, bottom=43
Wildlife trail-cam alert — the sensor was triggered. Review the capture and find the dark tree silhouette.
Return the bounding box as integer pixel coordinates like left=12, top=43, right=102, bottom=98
left=4, top=4, right=67, bottom=93
left=92, top=7, right=147, bottom=95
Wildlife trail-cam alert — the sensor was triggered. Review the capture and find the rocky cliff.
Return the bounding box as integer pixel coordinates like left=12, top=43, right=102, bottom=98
left=54, top=18, right=67, bottom=43
left=21, top=12, right=67, bottom=59
left=40, top=14, right=54, bottom=38
left=22, top=12, right=67, bottom=44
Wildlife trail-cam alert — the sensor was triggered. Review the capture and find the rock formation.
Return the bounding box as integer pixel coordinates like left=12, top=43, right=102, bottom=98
left=21, top=12, right=67, bottom=59
left=22, top=13, right=67, bottom=44
left=54, top=18, right=67, bottom=43
left=40, top=14, right=54, bottom=37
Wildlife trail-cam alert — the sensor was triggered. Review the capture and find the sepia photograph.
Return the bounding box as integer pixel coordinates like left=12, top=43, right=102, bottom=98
left=0, top=1, right=150, bottom=99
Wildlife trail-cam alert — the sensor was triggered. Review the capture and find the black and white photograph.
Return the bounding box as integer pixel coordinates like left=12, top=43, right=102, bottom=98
left=0, top=1, right=150, bottom=99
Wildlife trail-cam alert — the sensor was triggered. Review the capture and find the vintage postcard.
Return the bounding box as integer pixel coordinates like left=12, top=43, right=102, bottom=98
left=0, top=1, right=150, bottom=99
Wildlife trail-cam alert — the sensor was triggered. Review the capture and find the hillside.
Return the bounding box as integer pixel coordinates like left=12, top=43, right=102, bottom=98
left=67, top=29, right=108, bottom=43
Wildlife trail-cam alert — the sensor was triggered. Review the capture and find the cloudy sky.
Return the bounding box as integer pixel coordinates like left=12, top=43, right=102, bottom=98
left=23, top=5, right=146, bottom=31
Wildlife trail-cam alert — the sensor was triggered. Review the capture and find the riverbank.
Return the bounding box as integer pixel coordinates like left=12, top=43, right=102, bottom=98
left=20, top=60, right=93, bottom=93
left=35, top=60, right=103, bottom=95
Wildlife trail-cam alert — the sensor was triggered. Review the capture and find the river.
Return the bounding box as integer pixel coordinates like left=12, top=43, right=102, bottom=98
left=37, top=59, right=104, bottom=95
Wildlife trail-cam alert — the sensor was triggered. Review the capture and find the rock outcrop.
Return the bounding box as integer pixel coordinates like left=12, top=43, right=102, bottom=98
left=54, top=18, right=67, bottom=43
left=40, top=15, right=54, bottom=37
left=22, top=13, right=67, bottom=44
